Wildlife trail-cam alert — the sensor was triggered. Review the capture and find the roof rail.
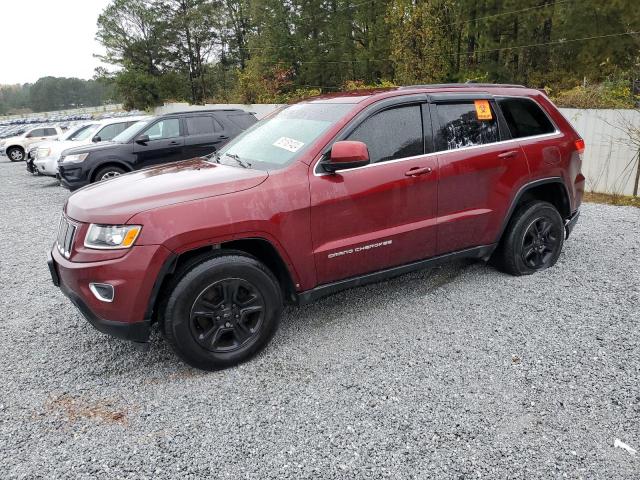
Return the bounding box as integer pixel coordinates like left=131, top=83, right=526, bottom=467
left=398, top=83, right=526, bottom=90
left=160, top=108, right=244, bottom=115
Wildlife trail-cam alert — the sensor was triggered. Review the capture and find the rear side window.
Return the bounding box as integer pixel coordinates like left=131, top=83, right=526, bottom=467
left=224, top=112, right=256, bottom=130
left=435, top=102, right=499, bottom=151
left=346, top=105, right=423, bottom=163
left=186, top=116, right=216, bottom=135
left=97, top=122, right=128, bottom=141
left=497, top=98, right=555, bottom=138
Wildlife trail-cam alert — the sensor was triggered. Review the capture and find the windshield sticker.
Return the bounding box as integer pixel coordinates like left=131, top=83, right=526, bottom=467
left=474, top=100, right=493, bottom=121
left=273, top=137, right=305, bottom=153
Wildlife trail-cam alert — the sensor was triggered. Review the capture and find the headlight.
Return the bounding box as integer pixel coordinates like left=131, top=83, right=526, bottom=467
left=37, top=147, right=51, bottom=158
left=61, top=153, right=89, bottom=163
left=84, top=224, right=142, bottom=250
left=0, top=140, right=5, bottom=147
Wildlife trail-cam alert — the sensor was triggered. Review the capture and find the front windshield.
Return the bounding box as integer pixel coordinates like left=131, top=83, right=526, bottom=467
left=112, top=120, right=150, bottom=143
left=214, top=103, right=354, bottom=169
left=67, top=124, right=98, bottom=141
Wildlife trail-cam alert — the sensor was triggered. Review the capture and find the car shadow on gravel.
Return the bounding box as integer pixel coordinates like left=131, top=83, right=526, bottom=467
left=37, top=180, right=62, bottom=188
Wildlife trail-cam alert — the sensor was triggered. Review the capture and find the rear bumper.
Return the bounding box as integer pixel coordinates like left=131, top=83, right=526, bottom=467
left=48, top=244, right=173, bottom=343
left=565, top=210, right=580, bottom=239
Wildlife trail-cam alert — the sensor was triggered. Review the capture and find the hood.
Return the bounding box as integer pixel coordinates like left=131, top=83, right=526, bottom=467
left=1, top=134, right=24, bottom=144
left=65, top=158, right=269, bottom=224
left=48, top=139, right=93, bottom=157
left=62, top=141, right=119, bottom=157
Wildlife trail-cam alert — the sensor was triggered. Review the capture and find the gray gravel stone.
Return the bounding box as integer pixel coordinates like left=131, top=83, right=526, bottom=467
left=0, top=157, right=638, bottom=479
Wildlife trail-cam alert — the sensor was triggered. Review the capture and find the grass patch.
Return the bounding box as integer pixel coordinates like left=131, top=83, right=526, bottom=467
left=584, top=192, right=640, bottom=208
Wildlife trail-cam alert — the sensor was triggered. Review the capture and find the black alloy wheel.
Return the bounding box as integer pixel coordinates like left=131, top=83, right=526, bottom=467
left=189, top=278, right=266, bottom=353
left=521, top=216, right=561, bottom=269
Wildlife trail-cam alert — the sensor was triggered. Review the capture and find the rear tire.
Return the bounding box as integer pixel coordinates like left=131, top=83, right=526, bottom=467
left=7, top=147, right=25, bottom=162
left=94, top=165, right=126, bottom=183
left=492, top=201, right=564, bottom=276
left=163, top=253, right=283, bottom=370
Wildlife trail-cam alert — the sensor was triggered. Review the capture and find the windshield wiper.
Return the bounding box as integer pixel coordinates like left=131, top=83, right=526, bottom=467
left=224, top=153, right=251, bottom=169
left=207, top=151, right=221, bottom=163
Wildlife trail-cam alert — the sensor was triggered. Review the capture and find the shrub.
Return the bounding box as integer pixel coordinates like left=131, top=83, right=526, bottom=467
left=552, top=80, right=637, bottom=109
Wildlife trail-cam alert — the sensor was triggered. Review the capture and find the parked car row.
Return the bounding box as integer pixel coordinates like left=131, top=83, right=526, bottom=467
left=2, top=108, right=258, bottom=190
left=0, top=110, right=146, bottom=139
left=26, top=116, right=150, bottom=176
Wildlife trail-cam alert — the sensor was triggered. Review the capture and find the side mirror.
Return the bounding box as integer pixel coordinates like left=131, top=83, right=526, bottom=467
left=92, top=135, right=101, bottom=143
left=135, top=134, right=150, bottom=145
left=323, top=141, right=370, bottom=173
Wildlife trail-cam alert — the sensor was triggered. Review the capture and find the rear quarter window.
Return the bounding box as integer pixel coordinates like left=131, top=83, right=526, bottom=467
left=497, top=97, right=555, bottom=138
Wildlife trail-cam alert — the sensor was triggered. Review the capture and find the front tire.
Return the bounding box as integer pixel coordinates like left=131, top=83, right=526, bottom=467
left=493, top=201, right=564, bottom=276
left=7, top=147, right=25, bottom=162
left=163, top=253, right=283, bottom=370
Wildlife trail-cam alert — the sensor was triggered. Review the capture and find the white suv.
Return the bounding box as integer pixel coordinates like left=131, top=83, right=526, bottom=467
left=0, top=126, right=63, bottom=161
left=31, top=116, right=149, bottom=177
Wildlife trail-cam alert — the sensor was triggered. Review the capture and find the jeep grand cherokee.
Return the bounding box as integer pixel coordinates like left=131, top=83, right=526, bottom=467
left=48, top=84, right=584, bottom=370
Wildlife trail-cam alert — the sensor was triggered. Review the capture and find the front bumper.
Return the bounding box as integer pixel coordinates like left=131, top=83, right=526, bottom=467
left=565, top=210, right=580, bottom=239
left=58, top=163, right=90, bottom=190
left=34, top=156, right=59, bottom=176
left=48, top=243, right=173, bottom=343
left=26, top=157, right=38, bottom=174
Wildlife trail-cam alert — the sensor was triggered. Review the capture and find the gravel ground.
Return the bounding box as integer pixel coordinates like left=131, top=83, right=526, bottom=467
left=0, top=157, right=638, bottom=479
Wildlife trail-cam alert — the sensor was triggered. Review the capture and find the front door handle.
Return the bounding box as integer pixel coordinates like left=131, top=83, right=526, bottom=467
left=498, top=150, right=518, bottom=159
left=169, top=141, right=180, bottom=146
left=219, top=135, right=229, bottom=140
left=405, top=166, right=433, bottom=177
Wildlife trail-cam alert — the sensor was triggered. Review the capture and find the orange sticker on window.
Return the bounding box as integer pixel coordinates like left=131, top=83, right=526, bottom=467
left=474, top=100, right=493, bottom=120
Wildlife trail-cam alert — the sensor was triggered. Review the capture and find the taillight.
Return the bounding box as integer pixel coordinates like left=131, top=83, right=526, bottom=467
left=574, top=138, right=585, bottom=154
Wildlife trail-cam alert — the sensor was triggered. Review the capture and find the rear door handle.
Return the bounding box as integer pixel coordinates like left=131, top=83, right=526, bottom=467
left=405, top=166, right=433, bottom=177
left=219, top=135, right=229, bottom=140
left=498, top=150, right=518, bottom=159
left=169, top=141, right=180, bottom=146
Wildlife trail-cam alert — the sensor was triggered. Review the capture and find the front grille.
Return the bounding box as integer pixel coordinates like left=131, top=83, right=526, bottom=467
left=56, top=216, right=77, bottom=258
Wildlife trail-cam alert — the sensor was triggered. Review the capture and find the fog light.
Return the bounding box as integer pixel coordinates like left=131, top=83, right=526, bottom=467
left=89, top=283, right=115, bottom=303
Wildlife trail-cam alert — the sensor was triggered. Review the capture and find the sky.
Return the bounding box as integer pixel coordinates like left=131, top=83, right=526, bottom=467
left=0, top=0, right=112, bottom=85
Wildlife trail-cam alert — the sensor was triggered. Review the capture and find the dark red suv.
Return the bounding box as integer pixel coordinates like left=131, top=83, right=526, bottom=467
left=48, top=84, right=584, bottom=370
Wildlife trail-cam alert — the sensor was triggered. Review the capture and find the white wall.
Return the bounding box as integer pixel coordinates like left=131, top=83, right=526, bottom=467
left=156, top=103, right=640, bottom=196
left=559, top=108, right=639, bottom=196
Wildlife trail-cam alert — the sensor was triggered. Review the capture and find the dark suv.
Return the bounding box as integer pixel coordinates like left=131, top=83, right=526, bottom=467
left=49, top=84, right=584, bottom=370
left=58, top=109, right=257, bottom=190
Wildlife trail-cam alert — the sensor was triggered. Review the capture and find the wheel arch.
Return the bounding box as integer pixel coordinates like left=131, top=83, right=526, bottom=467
left=147, top=237, right=298, bottom=324
left=6, top=144, right=25, bottom=153
left=90, top=160, right=132, bottom=182
left=496, top=178, right=571, bottom=243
